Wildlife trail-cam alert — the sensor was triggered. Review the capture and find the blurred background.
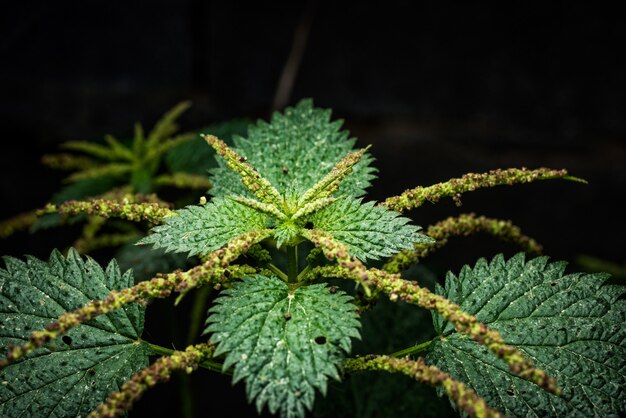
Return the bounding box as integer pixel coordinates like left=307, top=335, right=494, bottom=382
left=0, top=1, right=624, bottom=416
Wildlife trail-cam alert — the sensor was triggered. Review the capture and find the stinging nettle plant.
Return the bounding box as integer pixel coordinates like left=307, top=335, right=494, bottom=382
left=0, top=100, right=624, bottom=418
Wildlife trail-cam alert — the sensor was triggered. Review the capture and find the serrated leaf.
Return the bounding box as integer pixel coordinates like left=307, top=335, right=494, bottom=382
left=308, top=197, right=433, bottom=261
left=165, top=119, right=251, bottom=174
left=146, top=101, right=191, bottom=148
left=115, top=238, right=192, bottom=282
left=274, top=221, right=301, bottom=248
left=205, top=275, right=361, bottom=418
left=209, top=99, right=377, bottom=199
left=426, top=253, right=626, bottom=417
left=0, top=249, right=150, bottom=417
left=315, top=272, right=455, bottom=418
left=138, top=198, right=268, bottom=257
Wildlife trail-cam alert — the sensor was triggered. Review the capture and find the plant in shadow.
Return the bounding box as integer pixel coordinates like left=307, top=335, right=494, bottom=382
left=0, top=100, right=623, bottom=418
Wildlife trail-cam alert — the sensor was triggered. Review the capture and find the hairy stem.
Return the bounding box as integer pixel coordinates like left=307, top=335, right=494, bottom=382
left=382, top=167, right=576, bottom=213
left=345, top=355, right=504, bottom=418
left=384, top=213, right=543, bottom=273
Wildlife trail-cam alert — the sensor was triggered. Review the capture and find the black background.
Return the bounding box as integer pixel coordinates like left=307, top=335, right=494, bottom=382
left=1, top=1, right=624, bottom=417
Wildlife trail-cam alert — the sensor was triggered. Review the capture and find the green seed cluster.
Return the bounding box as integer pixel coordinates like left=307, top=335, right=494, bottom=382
left=383, top=167, right=569, bottom=213
left=303, top=229, right=559, bottom=395
left=384, top=213, right=543, bottom=273
left=0, top=231, right=266, bottom=369
left=204, top=134, right=283, bottom=204
left=299, top=146, right=369, bottom=205
left=345, top=355, right=504, bottom=418
left=88, top=344, right=215, bottom=418
left=38, top=198, right=174, bottom=225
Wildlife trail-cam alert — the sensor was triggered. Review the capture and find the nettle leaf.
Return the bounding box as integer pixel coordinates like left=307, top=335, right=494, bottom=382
left=205, top=275, right=361, bottom=418
left=165, top=119, right=251, bottom=174
left=0, top=249, right=150, bottom=417
left=426, top=253, right=625, bottom=418
left=139, top=197, right=267, bottom=257
left=115, top=239, right=192, bottom=282
left=308, top=197, right=433, bottom=261
left=210, top=99, right=377, bottom=199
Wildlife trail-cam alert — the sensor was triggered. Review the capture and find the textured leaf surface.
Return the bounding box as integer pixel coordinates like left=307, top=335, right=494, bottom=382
left=205, top=275, right=360, bottom=418
left=209, top=99, right=376, bottom=199
left=0, top=249, right=150, bottom=418
left=309, top=197, right=433, bottom=261
left=426, top=253, right=625, bottom=417
left=139, top=198, right=267, bottom=257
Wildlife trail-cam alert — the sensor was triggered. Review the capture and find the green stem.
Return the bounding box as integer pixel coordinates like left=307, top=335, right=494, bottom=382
left=178, top=372, right=194, bottom=418
left=146, top=342, right=175, bottom=356
left=187, top=286, right=211, bottom=345
left=177, top=286, right=212, bottom=418
left=390, top=339, right=434, bottom=358
left=266, top=262, right=289, bottom=282
left=145, top=342, right=227, bottom=374
left=286, top=244, right=299, bottom=283
left=296, top=263, right=313, bottom=282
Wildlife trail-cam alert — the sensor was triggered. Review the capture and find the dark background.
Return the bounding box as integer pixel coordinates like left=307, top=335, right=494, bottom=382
left=1, top=1, right=624, bottom=417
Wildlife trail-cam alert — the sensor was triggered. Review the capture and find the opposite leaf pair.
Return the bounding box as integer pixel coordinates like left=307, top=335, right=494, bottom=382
left=141, top=100, right=431, bottom=266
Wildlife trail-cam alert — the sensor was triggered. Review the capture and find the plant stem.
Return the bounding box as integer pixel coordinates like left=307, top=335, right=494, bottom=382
left=178, top=371, right=194, bottom=418
left=266, top=262, right=289, bottom=282
left=286, top=244, right=299, bottom=283
left=146, top=342, right=174, bottom=356
left=296, top=262, right=313, bottom=282
left=177, top=286, right=212, bottom=418
left=390, top=339, right=434, bottom=358
left=187, top=286, right=211, bottom=345
left=145, top=342, right=227, bottom=374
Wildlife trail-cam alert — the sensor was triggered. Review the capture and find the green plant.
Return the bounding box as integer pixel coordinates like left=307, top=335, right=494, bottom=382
left=0, top=100, right=623, bottom=418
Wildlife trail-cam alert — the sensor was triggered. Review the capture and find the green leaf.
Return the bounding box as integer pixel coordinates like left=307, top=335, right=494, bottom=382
left=315, top=275, right=456, bottom=418
left=146, top=101, right=191, bottom=148
left=115, top=238, right=193, bottom=282
left=0, top=249, right=150, bottom=417
left=274, top=221, right=301, bottom=248
left=426, top=253, right=625, bottom=417
left=205, top=275, right=361, bottom=418
left=308, top=197, right=433, bottom=261
left=138, top=198, right=267, bottom=257
left=165, top=119, right=251, bottom=174
left=50, top=177, right=121, bottom=204
left=209, top=99, right=377, bottom=199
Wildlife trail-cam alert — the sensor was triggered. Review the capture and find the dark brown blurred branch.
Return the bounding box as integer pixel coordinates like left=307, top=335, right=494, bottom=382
left=272, top=0, right=317, bottom=111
